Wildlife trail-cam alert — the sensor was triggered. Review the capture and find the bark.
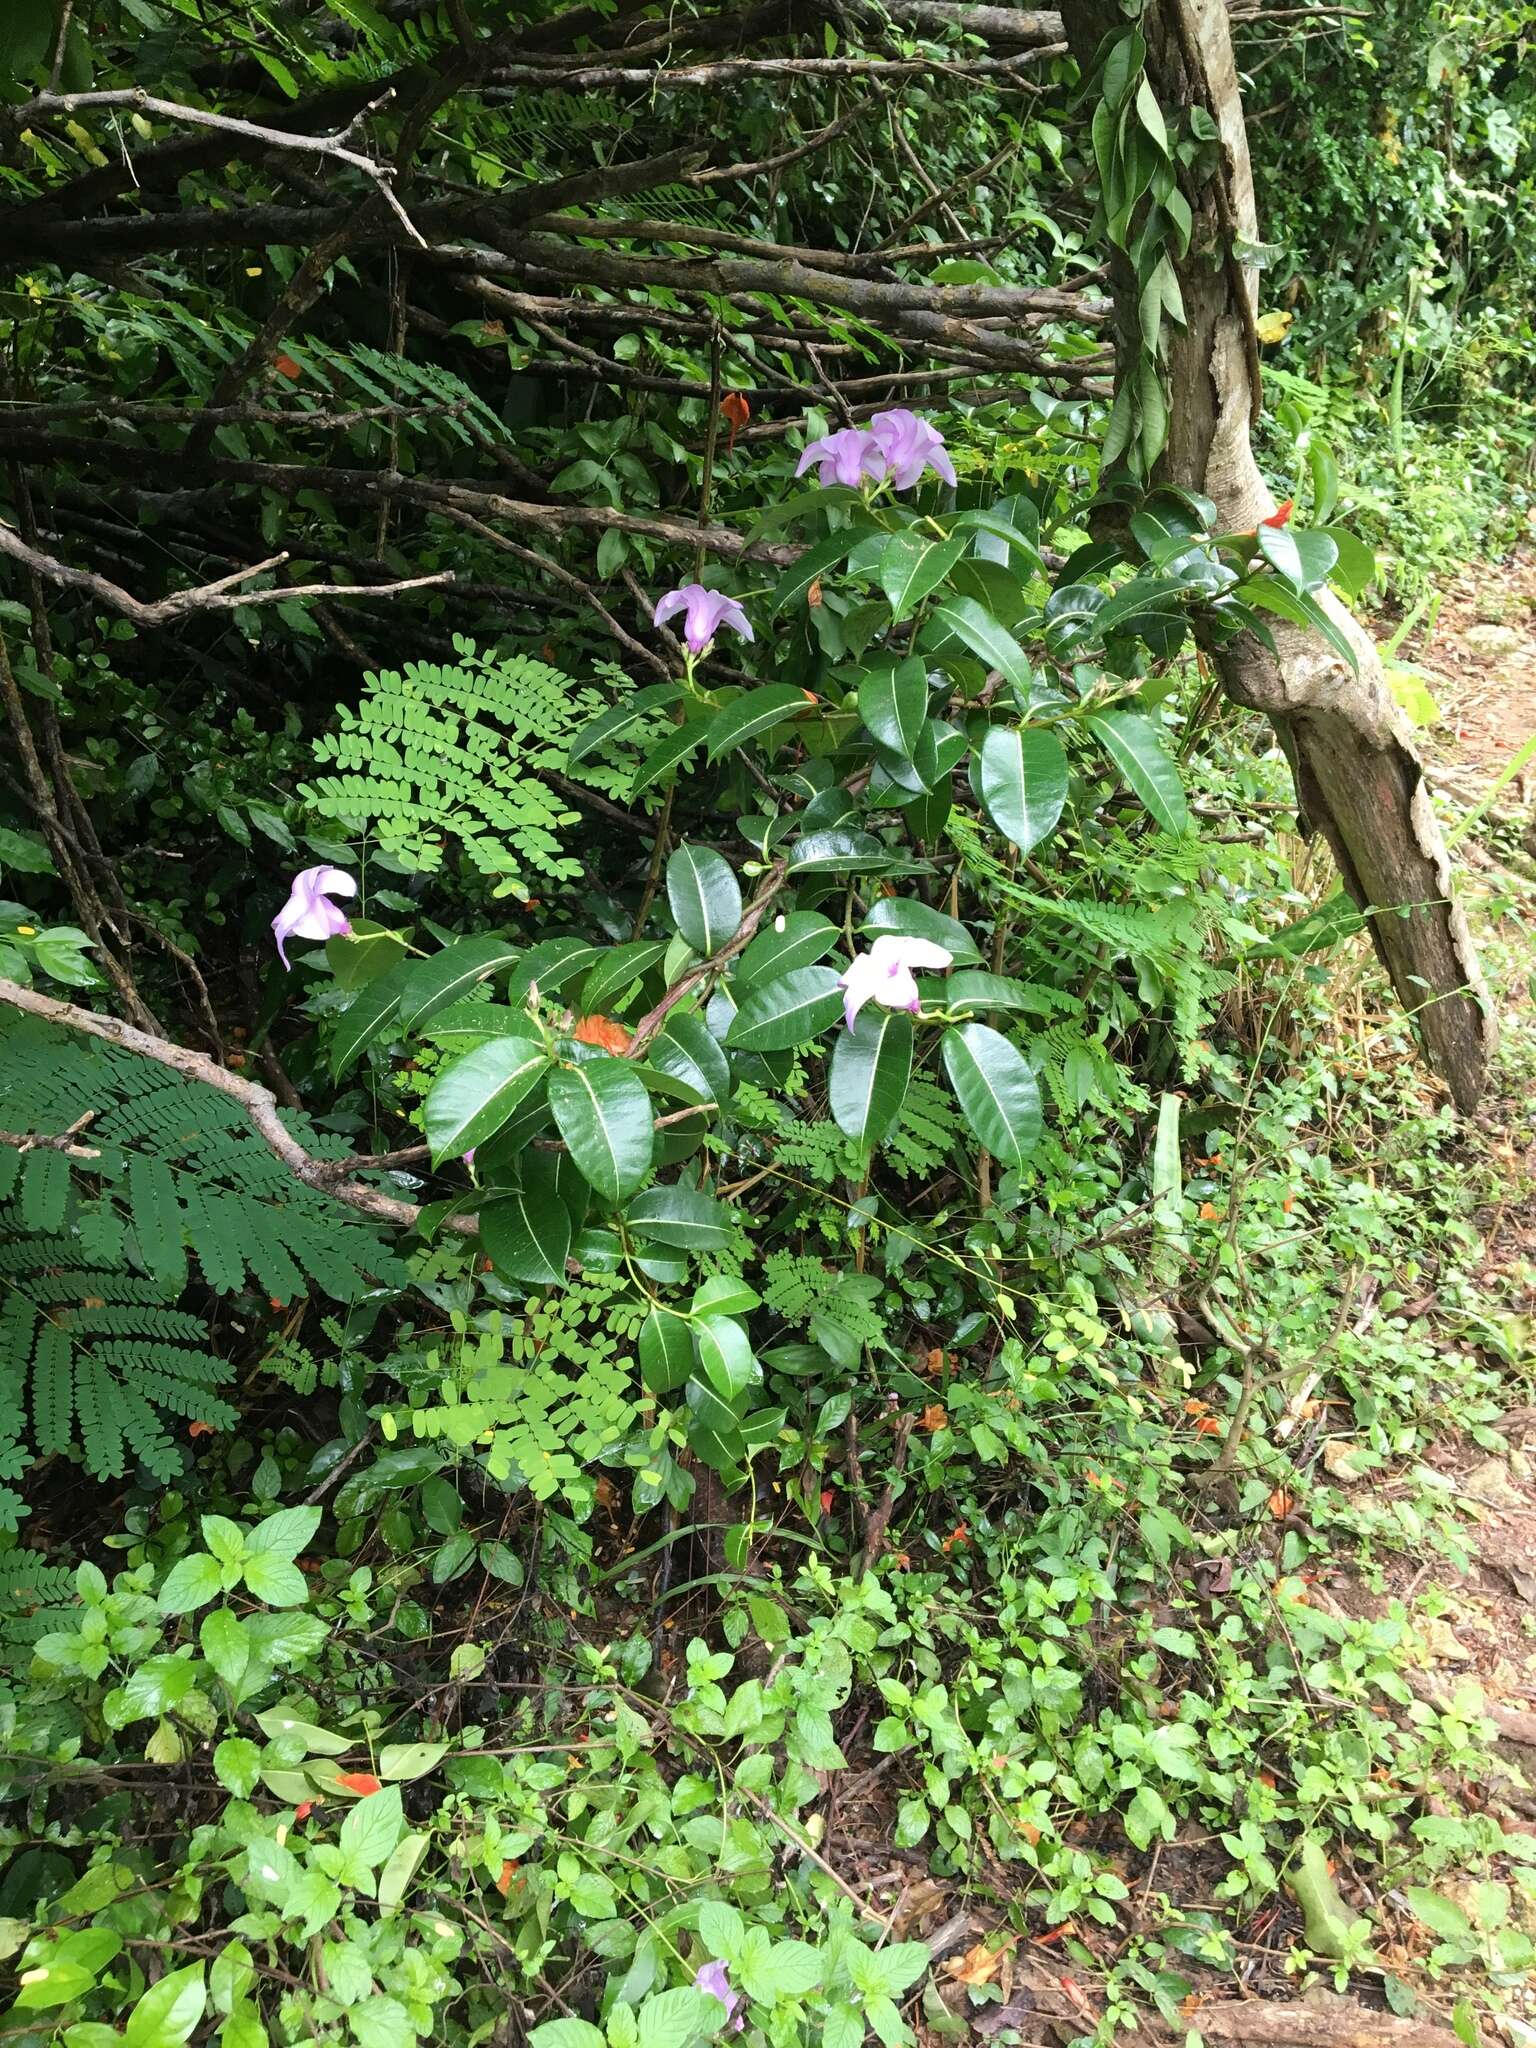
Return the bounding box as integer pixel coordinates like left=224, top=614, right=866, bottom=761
left=1066, top=0, right=1494, bottom=1112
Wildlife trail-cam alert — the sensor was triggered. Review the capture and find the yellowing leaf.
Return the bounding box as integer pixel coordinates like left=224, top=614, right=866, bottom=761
left=1255, top=308, right=1294, bottom=345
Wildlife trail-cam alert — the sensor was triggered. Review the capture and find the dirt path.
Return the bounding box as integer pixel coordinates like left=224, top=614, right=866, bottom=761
left=1395, top=546, right=1536, bottom=820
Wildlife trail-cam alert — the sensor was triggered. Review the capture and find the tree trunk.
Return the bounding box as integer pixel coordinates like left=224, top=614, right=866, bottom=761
left=1065, top=0, right=1496, bottom=1112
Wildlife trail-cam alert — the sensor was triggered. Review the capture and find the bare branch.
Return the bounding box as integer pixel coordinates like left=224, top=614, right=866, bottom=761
left=5, top=86, right=428, bottom=245
left=0, top=526, right=453, bottom=628
left=0, top=976, right=449, bottom=1234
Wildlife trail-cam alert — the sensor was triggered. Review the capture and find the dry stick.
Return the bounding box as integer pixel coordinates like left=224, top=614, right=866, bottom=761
left=627, top=866, right=789, bottom=1057
left=434, top=505, right=671, bottom=679
left=0, top=525, right=453, bottom=627
left=8, top=86, right=427, bottom=246
left=0, top=975, right=451, bottom=1232
left=876, top=135, right=1022, bottom=251
left=858, top=1414, right=916, bottom=1577
left=686, top=99, right=875, bottom=184
left=0, top=635, right=160, bottom=1033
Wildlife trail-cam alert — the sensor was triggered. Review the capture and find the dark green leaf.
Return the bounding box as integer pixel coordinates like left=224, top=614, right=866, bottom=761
left=667, top=844, right=743, bottom=957
left=1089, top=708, right=1189, bottom=835
left=926, top=596, right=1035, bottom=697
left=567, top=683, right=680, bottom=766
left=626, top=1185, right=732, bottom=1251
left=863, top=900, right=981, bottom=964
left=704, top=685, right=811, bottom=762
left=770, top=531, right=860, bottom=614
left=424, top=1028, right=548, bottom=1162
left=725, top=967, right=844, bottom=1052
left=639, top=1307, right=694, bottom=1394
left=547, top=1058, right=654, bottom=1204
left=481, top=1164, right=572, bottom=1286
left=858, top=657, right=928, bottom=759
left=829, top=1010, right=913, bottom=1146
left=735, top=911, right=838, bottom=987
left=331, top=958, right=411, bottom=1077
left=971, top=725, right=1068, bottom=854
left=942, top=1023, right=1043, bottom=1168
left=648, top=1011, right=732, bottom=1106
left=878, top=533, right=967, bottom=623
left=631, top=724, right=705, bottom=798
left=400, top=936, right=520, bottom=1032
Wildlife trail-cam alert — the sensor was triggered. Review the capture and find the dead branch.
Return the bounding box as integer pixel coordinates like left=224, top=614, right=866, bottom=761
left=0, top=975, right=450, bottom=1234
left=8, top=86, right=427, bottom=246
left=0, top=527, right=453, bottom=628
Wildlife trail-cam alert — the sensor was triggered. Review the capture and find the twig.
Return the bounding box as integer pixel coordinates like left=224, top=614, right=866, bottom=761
left=8, top=87, right=426, bottom=245
left=0, top=976, right=457, bottom=1234
left=0, top=527, right=453, bottom=628
left=627, top=866, right=788, bottom=1057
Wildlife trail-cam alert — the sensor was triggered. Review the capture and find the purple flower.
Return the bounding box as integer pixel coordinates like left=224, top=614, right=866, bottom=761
left=653, top=583, right=754, bottom=656
left=272, top=865, right=357, bottom=969
left=794, top=426, right=885, bottom=490
left=869, top=409, right=957, bottom=491
left=695, top=1961, right=745, bottom=2033
left=838, top=934, right=953, bottom=1031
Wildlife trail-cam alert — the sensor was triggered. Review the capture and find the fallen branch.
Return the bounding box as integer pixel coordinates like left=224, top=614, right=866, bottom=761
left=0, top=976, right=444, bottom=1233
left=8, top=86, right=427, bottom=246
left=0, top=528, right=453, bottom=628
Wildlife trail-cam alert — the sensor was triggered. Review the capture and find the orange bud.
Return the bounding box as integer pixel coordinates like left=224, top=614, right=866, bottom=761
left=188, top=1420, right=216, bottom=1439
left=920, top=1403, right=948, bottom=1432
left=335, top=1771, right=382, bottom=1797
left=1261, top=499, right=1294, bottom=528
left=573, top=1015, right=632, bottom=1054
left=1194, top=1416, right=1224, bottom=1436
left=273, top=353, right=303, bottom=380
left=1199, top=1202, right=1220, bottom=1221
left=720, top=390, right=751, bottom=452
left=807, top=577, right=823, bottom=608
left=294, top=1801, right=314, bottom=1821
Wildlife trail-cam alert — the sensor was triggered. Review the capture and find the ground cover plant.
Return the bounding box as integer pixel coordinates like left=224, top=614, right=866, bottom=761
left=1, top=3, right=1535, bottom=2047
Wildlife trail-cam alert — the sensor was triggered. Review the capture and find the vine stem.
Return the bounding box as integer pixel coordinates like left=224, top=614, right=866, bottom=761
left=627, top=864, right=788, bottom=1057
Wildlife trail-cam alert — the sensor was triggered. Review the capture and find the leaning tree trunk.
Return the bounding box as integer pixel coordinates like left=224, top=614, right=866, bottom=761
left=1066, top=0, right=1496, bottom=1113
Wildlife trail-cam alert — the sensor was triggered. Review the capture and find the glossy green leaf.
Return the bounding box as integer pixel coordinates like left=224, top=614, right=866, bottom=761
left=481, top=1173, right=572, bottom=1286
left=858, top=656, right=928, bottom=759
left=424, top=1027, right=548, bottom=1162
left=648, top=1011, right=731, bottom=1106
left=704, top=685, right=811, bottom=761
left=829, top=1009, right=913, bottom=1146
left=942, top=1022, right=1042, bottom=1168
left=400, top=935, right=520, bottom=1031
left=724, top=966, right=844, bottom=1052
left=878, top=532, right=967, bottom=622
left=580, top=940, right=669, bottom=1016
left=547, top=1057, right=654, bottom=1204
left=862, top=899, right=983, bottom=965
left=667, top=843, right=743, bottom=957
left=695, top=1316, right=758, bottom=1401
left=734, top=911, right=838, bottom=987
left=330, top=958, right=411, bottom=1078
left=626, top=1185, right=732, bottom=1250
left=639, top=1306, right=694, bottom=1394
left=631, top=723, right=705, bottom=798
left=786, top=828, right=888, bottom=875
left=971, top=724, right=1068, bottom=854
left=567, top=682, right=680, bottom=766
left=1089, top=707, right=1189, bottom=836
left=926, top=594, right=1035, bottom=696
left=770, top=530, right=860, bottom=614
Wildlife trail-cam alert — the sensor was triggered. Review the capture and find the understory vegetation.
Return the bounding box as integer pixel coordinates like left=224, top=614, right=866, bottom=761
left=0, top=3, right=1534, bottom=2047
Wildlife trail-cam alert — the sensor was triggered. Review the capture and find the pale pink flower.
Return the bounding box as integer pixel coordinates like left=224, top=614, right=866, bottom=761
left=695, top=1961, right=745, bottom=2033
left=653, top=583, right=754, bottom=655
left=869, top=409, right=957, bottom=491
left=794, top=426, right=885, bottom=489
left=837, top=934, right=953, bottom=1030
left=272, top=866, right=357, bottom=969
